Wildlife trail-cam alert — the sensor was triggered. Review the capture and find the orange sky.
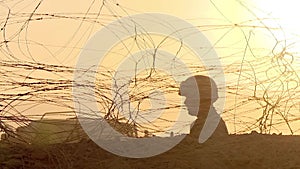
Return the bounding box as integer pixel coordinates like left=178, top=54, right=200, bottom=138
left=1, top=0, right=300, bottom=135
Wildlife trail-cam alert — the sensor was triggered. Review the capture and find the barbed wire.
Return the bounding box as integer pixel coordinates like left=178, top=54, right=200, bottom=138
left=0, top=0, right=299, bottom=144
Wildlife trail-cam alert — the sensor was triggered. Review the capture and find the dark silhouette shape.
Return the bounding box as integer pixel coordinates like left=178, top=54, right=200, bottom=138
left=178, top=75, right=228, bottom=143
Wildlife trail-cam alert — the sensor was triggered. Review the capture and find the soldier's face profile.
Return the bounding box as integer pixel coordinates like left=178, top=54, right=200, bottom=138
left=179, top=75, right=216, bottom=117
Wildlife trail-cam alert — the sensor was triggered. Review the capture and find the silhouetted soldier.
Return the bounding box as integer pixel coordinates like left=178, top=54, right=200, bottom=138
left=179, top=75, right=228, bottom=143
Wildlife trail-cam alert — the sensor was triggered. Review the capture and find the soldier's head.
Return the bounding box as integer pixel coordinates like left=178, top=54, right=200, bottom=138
left=179, top=75, right=218, bottom=117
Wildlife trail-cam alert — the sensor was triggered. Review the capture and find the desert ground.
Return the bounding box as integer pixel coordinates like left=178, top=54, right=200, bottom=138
left=2, top=132, right=300, bottom=169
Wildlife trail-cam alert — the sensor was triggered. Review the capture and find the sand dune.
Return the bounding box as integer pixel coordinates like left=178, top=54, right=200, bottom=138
left=2, top=133, right=300, bottom=169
